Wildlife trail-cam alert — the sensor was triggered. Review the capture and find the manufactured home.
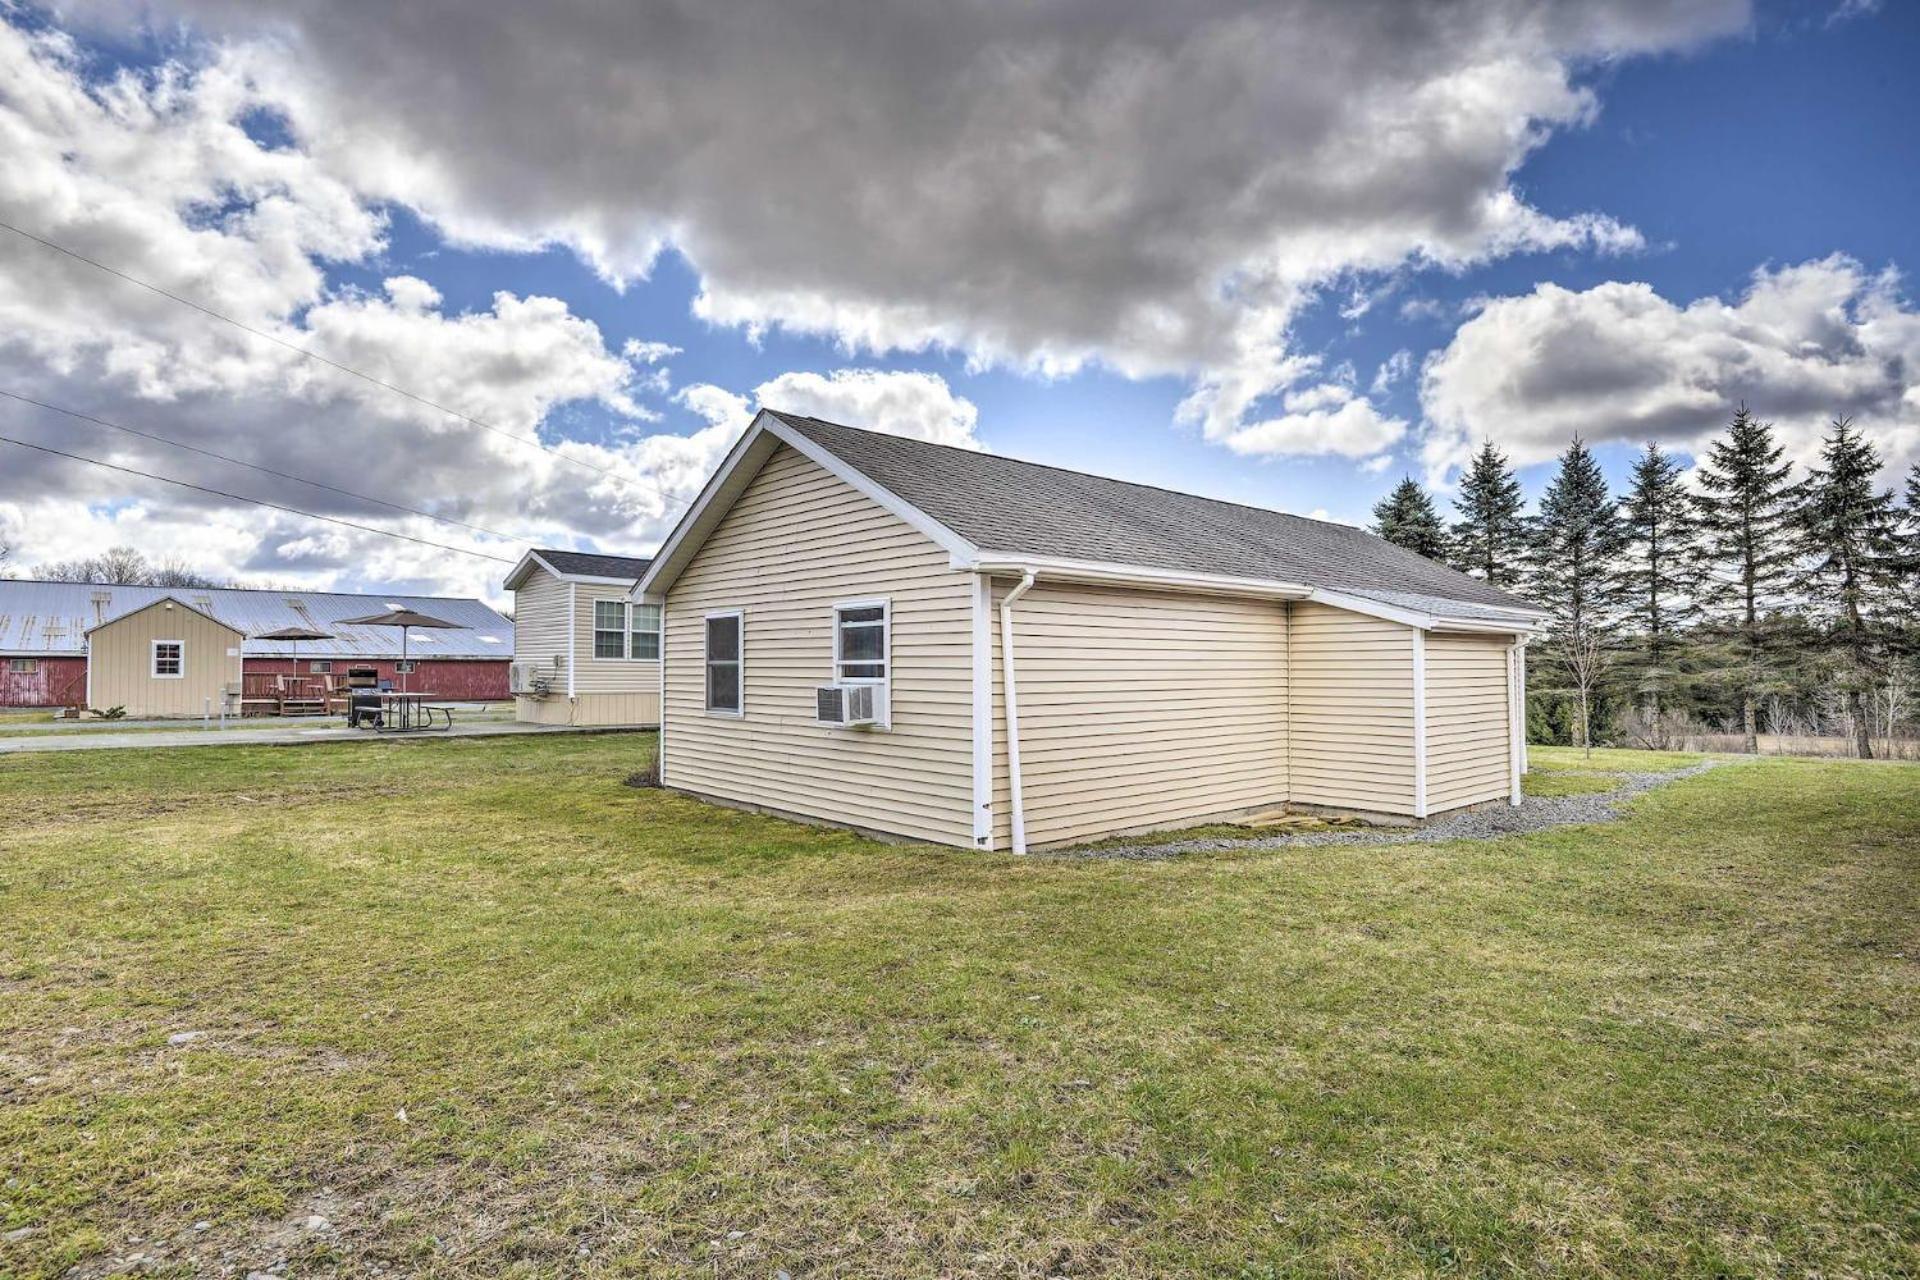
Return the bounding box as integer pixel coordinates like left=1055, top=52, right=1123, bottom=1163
left=636, top=411, right=1545, bottom=852
left=504, top=549, right=659, bottom=726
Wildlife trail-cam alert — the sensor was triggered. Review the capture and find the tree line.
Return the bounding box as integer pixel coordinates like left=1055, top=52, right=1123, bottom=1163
left=1371, top=409, right=1920, bottom=758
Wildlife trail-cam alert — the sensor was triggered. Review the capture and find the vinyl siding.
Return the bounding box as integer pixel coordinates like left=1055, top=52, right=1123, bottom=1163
left=513, top=566, right=659, bottom=725
left=1286, top=602, right=1418, bottom=816
left=86, top=601, right=242, bottom=718
left=660, top=444, right=976, bottom=846
left=1424, top=632, right=1514, bottom=812
left=990, top=582, right=1290, bottom=849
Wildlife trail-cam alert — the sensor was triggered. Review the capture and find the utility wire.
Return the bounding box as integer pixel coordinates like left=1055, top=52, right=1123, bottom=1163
left=0, top=431, right=517, bottom=565
left=0, top=388, right=537, bottom=546
left=0, top=216, right=694, bottom=513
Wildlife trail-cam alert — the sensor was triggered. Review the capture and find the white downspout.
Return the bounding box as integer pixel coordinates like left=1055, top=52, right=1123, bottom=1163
left=998, top=568, right=1038, bottom=855
left=1508, top=637, right=1529, bottom=806
left=566, top=581, right=579, bottom=725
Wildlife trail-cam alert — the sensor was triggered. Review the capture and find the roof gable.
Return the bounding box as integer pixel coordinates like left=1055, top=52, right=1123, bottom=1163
left=505, top=548, right=653, bottom=590
left=636, top=410, right=1541, bottom=629
left=84, top=595, right=239, bottom=637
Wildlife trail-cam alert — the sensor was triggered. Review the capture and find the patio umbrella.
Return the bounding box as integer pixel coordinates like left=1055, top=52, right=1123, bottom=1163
left=252, top=626, right=334, bottom=677
left=334, top=609, right=464, bottom=693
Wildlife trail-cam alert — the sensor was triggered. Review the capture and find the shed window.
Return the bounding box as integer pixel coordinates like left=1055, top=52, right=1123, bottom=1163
left=309, top=660, right=332, bottom=674
left=152, top=641, right=184, bottom=678
left=705, top=612, right=742, bottom=714
left=835, top=602, right=887, bottom=683
left=593, top=599, right=627, bottom=659
left=630, top=604, right=661, bottom=661
left=393, top=660, right=417, bottom=674
left=7, top=658, right=38, bottom=674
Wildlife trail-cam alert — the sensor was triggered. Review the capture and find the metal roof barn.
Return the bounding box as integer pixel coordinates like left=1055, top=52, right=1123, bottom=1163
left=0, top=580, right=512, bottom=660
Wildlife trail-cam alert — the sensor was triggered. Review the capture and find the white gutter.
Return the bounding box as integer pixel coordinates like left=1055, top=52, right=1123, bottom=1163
left=998, top=567, right=1038, bottom=855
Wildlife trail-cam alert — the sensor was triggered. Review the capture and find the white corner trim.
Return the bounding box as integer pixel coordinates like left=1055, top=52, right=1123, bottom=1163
left=1411, top=628, right=1428, bottom=820
left=1507, top=640, right=1524, bottom=807
left=970, top=575, right=993, bottom=850
left=998, top=568, right=1037, bottom=855
left=565, top=582, right=578, bottom=698
left=658, top=591, right=668, bottom=776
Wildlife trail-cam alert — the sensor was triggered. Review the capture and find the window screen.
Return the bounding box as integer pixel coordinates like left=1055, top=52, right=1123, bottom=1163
left=705, top=614, right=742, bottom=712
left=630, top=604, right=661, bottom=661
left=835, top=604, right=886, bottom=681
left=593, top=599, right=627, bottom=659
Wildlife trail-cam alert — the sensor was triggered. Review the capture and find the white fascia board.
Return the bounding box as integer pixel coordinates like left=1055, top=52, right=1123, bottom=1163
left=1427, top=616, right=1543, bottom=636
left=970, top=554, right=1313, bottom=600
left=758, top=413, right=978, bottom=561
left=511, top=549, right=644, bottom=591
left=634, top=410, right=980, bottom=601
left=632, top=421, right=779, bottom=600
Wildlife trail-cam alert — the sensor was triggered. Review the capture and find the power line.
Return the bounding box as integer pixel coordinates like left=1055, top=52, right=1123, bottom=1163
left=0, top=430, right=517, bottom=565
left=0, top=388, right=537, bottom=546
left=0, top=216, right=695, bottom=513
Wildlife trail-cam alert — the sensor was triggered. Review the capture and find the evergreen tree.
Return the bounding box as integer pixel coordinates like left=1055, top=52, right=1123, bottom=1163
left=1798, top=417, right=1900, bottom=758
left=1530, top=436, right=1627, bottom=752
left=1620, top=441, right=1703, bottom=720
left=1693, top=405, right=1802, bottom=753
left=1901, top=463, right=1920, bottom=624
left=1371, top=477, right=1450, bottom=562
left=1451, top=439, right=1528, bottom=588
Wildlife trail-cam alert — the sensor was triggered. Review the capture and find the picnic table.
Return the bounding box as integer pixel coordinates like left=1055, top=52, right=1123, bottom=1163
left=354, top=691, right=454, bottom=733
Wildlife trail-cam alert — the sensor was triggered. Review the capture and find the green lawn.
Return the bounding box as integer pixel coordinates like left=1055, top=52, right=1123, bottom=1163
left=1, top=740, right=1915, bottom=1278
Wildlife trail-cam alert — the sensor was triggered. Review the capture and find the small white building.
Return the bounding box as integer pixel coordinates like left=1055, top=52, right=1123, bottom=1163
left=504, top=549, right=659, bottom=727
left=634, top=410, right=1546, bottom=852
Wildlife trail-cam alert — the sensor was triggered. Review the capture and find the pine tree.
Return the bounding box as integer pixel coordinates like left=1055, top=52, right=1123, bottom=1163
left=1620, top=441, right=1702, bottom=722
left=1901, top=463, right=1920, bottom=624
left=1371, top=477, right=1450, bottom=561
left=1798, top=418, right=1900, bottom=758
left=1451, top=439, right=1528, bottom=587
left=1530, top=436, right=1627, bottom=753
left=1693, top=405, right=1802, bottom=753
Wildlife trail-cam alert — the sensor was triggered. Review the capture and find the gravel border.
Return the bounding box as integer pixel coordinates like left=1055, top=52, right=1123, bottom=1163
left=1053, top=760, right=1718, bottom=860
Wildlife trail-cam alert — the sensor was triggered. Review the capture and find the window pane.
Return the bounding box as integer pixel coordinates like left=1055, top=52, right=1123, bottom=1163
left=632, top=604, right=661, bottom=630
left=594, top=600, right=625, bottom=629
left=839, top=605, right=885, bottom=624
left=841, top=662, right=884, bottom=680
left=706, top=616, right=740, bottom=661
left=840, top=624, right=884, bottom=662
left=631, top=633, right=660, bottom=660
left=707, top=660, right=740, bottom=710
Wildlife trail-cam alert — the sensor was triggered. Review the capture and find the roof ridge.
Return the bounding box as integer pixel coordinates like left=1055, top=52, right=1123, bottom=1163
left=771, top=410, right=1373, bottom=539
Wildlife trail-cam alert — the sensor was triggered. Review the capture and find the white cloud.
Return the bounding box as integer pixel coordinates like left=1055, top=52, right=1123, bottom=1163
left=1371, top=349, right=1414, bottom=395
left=0, top=21, right=726, bottom=595
left=1419, top=255, right=1920, bottom=482
left=755, top=370, right=981, bottom=448
left=57, top=0, right=1741, bottom=450
left=1213, top=382, right=1409, bottom=460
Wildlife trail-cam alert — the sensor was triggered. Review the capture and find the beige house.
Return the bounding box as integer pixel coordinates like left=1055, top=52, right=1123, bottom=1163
left=84, top=596, right=244, bottom=719
left=635, top=411, right=1545, bottom=852
left=504, top=549, right=659, bottom=726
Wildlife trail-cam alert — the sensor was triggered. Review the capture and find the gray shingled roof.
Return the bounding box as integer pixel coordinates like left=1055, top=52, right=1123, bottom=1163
left=534, top=549, right=652, bottom=581
left=769, top=413, right=1537, bottom=617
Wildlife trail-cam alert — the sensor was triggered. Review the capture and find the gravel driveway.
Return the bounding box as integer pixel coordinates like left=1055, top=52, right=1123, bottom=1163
left=1059, top=760, right=1718, bottom=860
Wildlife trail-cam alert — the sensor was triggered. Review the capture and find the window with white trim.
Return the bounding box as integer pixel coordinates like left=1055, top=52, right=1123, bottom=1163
left=393, top=660, right=417, bottom=674
left=593, top=599, right=626, bottom=659
left=7, top=658, right=38, bottom=674
left=834, top=602, right=887, bottom=683
left=152, top=641, right=184, bottom=678
left=705, top=612, right=742, bottom=713
left=310, top=660, right=332, bottom=673
left=630, top=603, right=661, bottom=661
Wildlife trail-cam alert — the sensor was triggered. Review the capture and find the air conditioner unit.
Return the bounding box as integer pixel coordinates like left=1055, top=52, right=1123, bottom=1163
left=509, top=661, right=553, bottom=696
left=815, top=682, right=887, bottom=727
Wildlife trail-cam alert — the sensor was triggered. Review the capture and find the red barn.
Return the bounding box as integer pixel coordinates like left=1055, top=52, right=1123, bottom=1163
left=0, top=579, right=513, bottom=712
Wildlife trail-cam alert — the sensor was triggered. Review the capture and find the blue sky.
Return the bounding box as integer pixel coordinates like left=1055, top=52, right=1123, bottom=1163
left=1, top=0, right=1916, bottom=596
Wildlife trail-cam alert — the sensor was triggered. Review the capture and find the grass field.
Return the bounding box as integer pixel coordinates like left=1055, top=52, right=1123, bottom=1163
left=1, top=737, right=1915, bottom=1278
